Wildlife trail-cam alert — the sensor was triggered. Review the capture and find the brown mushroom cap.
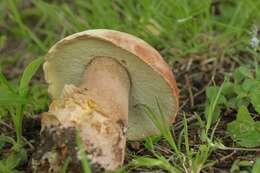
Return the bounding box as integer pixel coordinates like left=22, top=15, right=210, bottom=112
left=43, top=29, right=179, bottom=140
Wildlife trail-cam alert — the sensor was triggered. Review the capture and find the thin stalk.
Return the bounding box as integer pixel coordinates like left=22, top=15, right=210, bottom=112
left=205, top=79, right=225, bottom=136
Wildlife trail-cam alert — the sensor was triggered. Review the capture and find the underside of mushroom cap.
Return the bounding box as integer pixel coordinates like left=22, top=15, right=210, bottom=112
left=43, top=29, right=179, bottom=140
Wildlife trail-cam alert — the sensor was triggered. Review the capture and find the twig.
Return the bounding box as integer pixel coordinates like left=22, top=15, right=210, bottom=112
left=22, top=136, right=34, bottom=150
left=174, top=113, right=198, bottom=131
left=155, top=144, right=173, bottom=155
left=0, top=120, right=34, bottom=150
left=0, top=120, right=13, bottom=130
left=180, top=75, right=213, bottom=110
left=203, top=151, right=237, bottom=168
left=222, top=147, right=260, bottom=152
left=210, top=118, right=221, bottom=141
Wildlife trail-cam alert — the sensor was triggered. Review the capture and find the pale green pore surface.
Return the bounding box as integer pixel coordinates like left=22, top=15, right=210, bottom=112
left=45, top=39, right=176, bottom=140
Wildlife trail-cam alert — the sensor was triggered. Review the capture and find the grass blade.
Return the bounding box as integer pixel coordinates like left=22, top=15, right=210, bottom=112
left=7, top=0, right=47, bottom=51
left=183, top=113, right=191, bottom=157
left=141, top=101, right=180, bottom=155
left=59, top=156, right=71, bottom=173
left=205, top=80, right=226, bottom=135
left=0, top=93, right=26, bottom=105
left=131, top=156, right=180, bottom=173
left=19, top=57, right=43, bottom=96
left=76, top=130, right=92, bottom=173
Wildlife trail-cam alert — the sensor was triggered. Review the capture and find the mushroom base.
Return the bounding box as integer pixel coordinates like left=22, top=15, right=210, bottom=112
left=33, top=57, right=130, bottom=172
left=31, top=125, right=105, bottom=173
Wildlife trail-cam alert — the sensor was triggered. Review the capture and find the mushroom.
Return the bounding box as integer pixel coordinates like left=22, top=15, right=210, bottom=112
left=32, top=29, right=179, bottom=172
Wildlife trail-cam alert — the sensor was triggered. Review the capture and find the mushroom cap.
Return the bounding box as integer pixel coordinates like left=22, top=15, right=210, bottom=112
left=43, top=29, right=179, bottom=140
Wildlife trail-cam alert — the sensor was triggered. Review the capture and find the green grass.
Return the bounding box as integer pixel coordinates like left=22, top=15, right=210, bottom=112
left=0, top=0, right=260, bottom=172
left=1, top=0, right=260, bottom=59
left=0, top=57, right=43, bottom=146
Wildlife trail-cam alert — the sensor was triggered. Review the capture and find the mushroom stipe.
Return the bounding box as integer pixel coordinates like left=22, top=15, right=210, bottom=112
left=34, top=29, right=179, bottom=172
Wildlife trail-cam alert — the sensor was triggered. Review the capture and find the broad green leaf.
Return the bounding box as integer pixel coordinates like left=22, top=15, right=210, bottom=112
left=238, top=160, right=253, bottom=167
left=256, top=67, right=260, bottom=80
left=250, top=87, right=260, bottom=114
left=242, top=79, right=259, bottom=92
left=0, top=161, right=13, bottom=173
left=233, top=96, right=250, bottom=109
left=234, top=85, right=247, bottom=97
left=236, top=106, right=254, bottom=123
left=225, top=97, right=240, bottom=109
left=252, top=158, right=260, bottom=173
left=234, top=66, right=253, bottom=83
left=5, top=154, right=20, bottom=170
left=230, top=159, right=256, bottom=173
left=227, top=106, right=260, bottom=147
left=206, top=86, right=226, bottom=104
left=222, top=81, right=234, bottom=96
left=207, top=86, right=227, bottom=105
left=4, top=149, right=27, bottom=170
left=19, top=57, right=43, bottom=96
left=239, top=171, right=249, bottom=173
left=230, top=160, right=240, bottom=173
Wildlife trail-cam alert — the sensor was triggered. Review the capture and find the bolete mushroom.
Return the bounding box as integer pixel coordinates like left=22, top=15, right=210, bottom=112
left=32, top=29, right=179, bottom=172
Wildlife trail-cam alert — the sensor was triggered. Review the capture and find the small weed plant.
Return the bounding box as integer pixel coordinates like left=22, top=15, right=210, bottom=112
left=0, top=57, right=43, bottom=173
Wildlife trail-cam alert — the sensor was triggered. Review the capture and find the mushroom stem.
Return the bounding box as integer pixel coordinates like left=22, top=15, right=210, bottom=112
left=79, top=56, right=130, bottom=168
left=33, top=57, right=130, bottom=172
left=80, top=56, right=130, bottom=130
